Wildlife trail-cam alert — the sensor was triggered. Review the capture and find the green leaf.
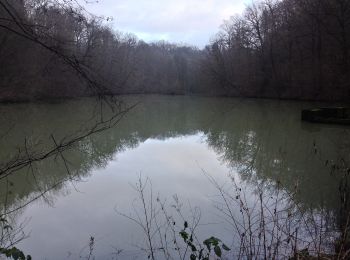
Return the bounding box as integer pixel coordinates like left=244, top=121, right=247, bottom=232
left=222, top=243, right=230, bottom=251
left=203, top=236, right=220, bottom=246
left=203, top=239, right=211, bottom=251
left=190, top=253, right=197, bottom=260
left=214, top=245, right=222, bottom=257
left=184, top=221, right=188, bottom=229
left=179, top=230, right=189, bottom=241
left=12, top=250, right=25, bottom=260
left=212, top=237, right=221, bottom=246
left=189, top=242, right=197, bottom=252
left=5, top=250, right=11, bottom=257
left=11, top=247, right=26, bottom=260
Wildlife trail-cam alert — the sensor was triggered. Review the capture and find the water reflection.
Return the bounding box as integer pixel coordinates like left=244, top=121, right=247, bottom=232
left=0, top=95, right=349, bottom=259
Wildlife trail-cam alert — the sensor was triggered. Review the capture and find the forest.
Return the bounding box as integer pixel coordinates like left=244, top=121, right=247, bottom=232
left=1, top=0, right=350, bottom=101
left=1, top=1, right=350, bottom=259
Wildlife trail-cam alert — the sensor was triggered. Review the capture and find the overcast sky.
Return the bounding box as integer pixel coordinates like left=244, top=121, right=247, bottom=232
left=83, top=0, right=250, bottom=48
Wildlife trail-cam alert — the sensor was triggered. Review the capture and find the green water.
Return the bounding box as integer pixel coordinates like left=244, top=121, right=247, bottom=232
left=0, top=95, right=349, bottom=259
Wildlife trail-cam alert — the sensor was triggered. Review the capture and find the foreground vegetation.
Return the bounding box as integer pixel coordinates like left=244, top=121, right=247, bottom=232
left=0, top=0, right=350, bottom=259
left=114, top=167, right=350, bottom=260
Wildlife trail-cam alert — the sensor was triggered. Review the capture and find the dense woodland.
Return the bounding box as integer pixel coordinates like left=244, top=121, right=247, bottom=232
left=1, top=0, right=350, bottom=101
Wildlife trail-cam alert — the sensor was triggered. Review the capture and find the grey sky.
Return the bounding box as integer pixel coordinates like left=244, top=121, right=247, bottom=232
left=84, top=0, right=250, bottom=48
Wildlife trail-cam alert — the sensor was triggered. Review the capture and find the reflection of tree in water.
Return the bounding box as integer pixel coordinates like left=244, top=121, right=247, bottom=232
left=205, top=101, right=350, bottom=211
left=0, top=96, right=349, bottom=219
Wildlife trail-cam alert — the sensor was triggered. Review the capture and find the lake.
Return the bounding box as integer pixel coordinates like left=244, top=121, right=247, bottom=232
left=0, top=95, right=349, bottom=259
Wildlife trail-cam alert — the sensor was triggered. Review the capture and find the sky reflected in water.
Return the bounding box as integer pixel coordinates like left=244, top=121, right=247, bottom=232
left=16, top=134, right=239, bottom=259
left=0, top=95, right=349, bottom=259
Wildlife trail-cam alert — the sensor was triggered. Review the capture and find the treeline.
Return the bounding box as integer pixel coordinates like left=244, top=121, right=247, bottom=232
left=0, top=0, right=201, bottom=101
left=1, top=0, right=350, bottom=101
left=202, top=0, right=350, bottom=100
left=123, top=41, right=201, bottom=95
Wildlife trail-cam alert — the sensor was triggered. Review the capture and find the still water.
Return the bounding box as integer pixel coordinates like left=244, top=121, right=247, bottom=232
left=0, top=95, right=349, bottom=259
